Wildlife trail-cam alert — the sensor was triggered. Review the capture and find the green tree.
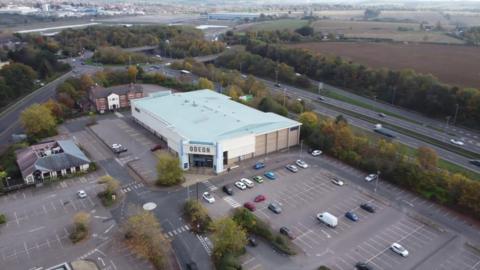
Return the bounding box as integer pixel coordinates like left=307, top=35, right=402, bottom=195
left=183, top=200, right=212, bottom=233
left=20, top=104, right=57, bottom=139
left=156, top=153, right=184, bottom=186
left=198, top=77, right=215, bottom=90
left=295, top=25, right=314, bottom=36
left=127, top=66, right=138, bottom=83
left=212, top=217, right=247, bottom=259
left=0, top=63, right=37, bottom=95
left=299, top=111, right=318, bottom=139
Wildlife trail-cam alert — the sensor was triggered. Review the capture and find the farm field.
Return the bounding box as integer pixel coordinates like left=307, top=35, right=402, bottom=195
left=241, top=18, right=308, bottom=31
left=311, top=20, right=462, bottom=44
left=287, top=42, right=480, bottom=88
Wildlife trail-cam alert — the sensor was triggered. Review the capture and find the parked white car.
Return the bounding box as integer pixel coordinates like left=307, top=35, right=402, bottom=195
left=296, top=159, right=308, bottom=168
left=365, top=174, right=378, bottom=182
left=77, top=190, right=87, bottom=199
left=235, top=181, right=247, bottom=190
left=390, top=243, right=409, bottom=257
left=202, top=192, right=215, bottom=203
left=331, top=177, right=344, bottom=186
left=311, top=150, right=322, bottom=156
left=240, top=178, right=254, bottom=188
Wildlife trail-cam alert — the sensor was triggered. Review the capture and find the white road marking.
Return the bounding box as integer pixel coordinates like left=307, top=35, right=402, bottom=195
left=104, top=224, right=115, bottom=234
left=28, top=226, right=45, bottom=233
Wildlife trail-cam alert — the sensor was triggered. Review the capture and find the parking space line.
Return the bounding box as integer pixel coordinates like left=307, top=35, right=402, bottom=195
left=23, top=242, right=30, bottom=258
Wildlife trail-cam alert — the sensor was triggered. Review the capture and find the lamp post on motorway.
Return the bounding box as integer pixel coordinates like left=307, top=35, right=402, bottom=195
left=453, top=104, right=459, bottom=126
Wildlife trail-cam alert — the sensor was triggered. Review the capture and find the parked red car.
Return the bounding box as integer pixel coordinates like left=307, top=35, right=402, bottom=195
left=150, top=145, right=163, bottom=152
left=244, top=202, right=256, bottom=211
left=254, top=195, right=266, bottom=203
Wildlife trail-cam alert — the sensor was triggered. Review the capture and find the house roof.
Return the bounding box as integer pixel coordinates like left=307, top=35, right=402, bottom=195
left=16, top=139, right=91, bottom=179
left=131, top=90, right=301, bottom=143
left=90, top=84, right=143, bottom=99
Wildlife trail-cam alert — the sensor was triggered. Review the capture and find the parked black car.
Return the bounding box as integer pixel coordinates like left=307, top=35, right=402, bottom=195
left=360, top=203, right=376, bottom=213
left=222, top=185, right=234, bottom=195
left=355, top=262, right=373, bottom=270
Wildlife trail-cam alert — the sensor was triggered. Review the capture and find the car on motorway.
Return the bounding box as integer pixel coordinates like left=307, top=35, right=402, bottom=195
left=264, top=171, right=276, bottom=180
left=378, top=112, right=386, bottom=117
left=470, top=160, right=480, bottom=167
left=450, top=138, right=465, bottom=146
left=345, top=211, right=359, bottom=222
left=244, top=202, right=256, bottom=211
left=360, top=203, right=376, bottom=213
left=222, top=185, right=234, bottom=195
left=111, top=143, right=127, bottom=154
left=295, top=159, right=308, bottom=168
left=202, top=192, right=215, bottom=203
left=279, top=226, right=295, bottom=239
left=254, top=195, right=266, bottom=203
left=240, top=178, right=254, bottom=188
left=311, top=149, right=322, bottom=156
left=365, top=173, right=378, bottom=182
left=390, top=242, right=409, bottom=257
left=331, top=177, right=344, bottom=186
left=317, top=96, right=325, bottom=101
left=274, top=83, right=281, bottom=88
left=355, top=262, right=373, bottom=270
left=77, top=190, right=87, bottom=199
left=150, top=144, right=162, bottom=151
left=235, top=181, right=247, bottom=190
left=286, top=164, right=299, bottom=173
left=253, top=162, right=265, bottom=170
left=268, top=202, right=282, bottom=214
left=252, top=176, right=264, bottom=183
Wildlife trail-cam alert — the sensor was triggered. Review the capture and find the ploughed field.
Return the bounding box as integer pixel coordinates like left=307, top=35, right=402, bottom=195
left=288, top=42, right=480, bottom=88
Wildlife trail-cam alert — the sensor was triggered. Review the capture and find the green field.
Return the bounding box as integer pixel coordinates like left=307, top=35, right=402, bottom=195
left=246, top=19, right=309, bottom=32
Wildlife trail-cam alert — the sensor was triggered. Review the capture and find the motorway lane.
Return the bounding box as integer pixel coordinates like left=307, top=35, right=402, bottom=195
left=258, top=78, right=480, bottom=156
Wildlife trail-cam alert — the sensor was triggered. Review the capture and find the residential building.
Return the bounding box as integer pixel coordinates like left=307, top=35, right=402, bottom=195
left=89, top=83, right=144, bottom=113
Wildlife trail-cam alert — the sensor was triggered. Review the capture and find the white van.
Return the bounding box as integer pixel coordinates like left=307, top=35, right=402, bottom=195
left=316, top=212, right=338, bottom=228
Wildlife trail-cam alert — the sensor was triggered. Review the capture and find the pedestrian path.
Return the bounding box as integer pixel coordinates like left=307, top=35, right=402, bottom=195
left=120, top=182, right=145, bottom=194
left=164, top=224, right=191, bottom=239
left=196, top=234, right=213, bottom=256
left=223, top=196, right=241, bottom=208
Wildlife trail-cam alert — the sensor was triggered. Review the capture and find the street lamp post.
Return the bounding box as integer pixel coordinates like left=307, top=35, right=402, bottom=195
left=300, top=140, right=303, bottom=158
left=453, top=104, right=459, bottom=125
left=374, top=171, right=380, bottom=193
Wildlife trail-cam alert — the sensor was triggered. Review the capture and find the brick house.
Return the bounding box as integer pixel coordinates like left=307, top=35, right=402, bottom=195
left=89, top=84, right=144, bottom=113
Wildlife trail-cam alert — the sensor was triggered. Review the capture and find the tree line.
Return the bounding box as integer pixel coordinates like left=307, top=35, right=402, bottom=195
left=92, top=47, right=149, bottom=65
left=245, top=41, right=480, bottom=129
left=299, top=112, right=480, bottom=219
left=45, top=25, right=225, bottom=57
left=463, top=26, right=480, bottom=46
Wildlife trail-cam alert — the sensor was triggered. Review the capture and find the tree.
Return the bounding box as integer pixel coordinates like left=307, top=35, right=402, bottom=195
left=0, top=63, right=37, bottom=95
left=97, top=175, right=120, bottom=206
left=226, top=85, right=242, bottom=99
left=124, top=210, right=168, bottom=269
left=299, top=111, right=318, bottom=139
left=417, top=146, right=438, bottom=170
left=295, top=25, right=314, bottom=36
left=70, top=211, right=91, bottom=243
left=156, top=153, right=184, bottom=186
left=127, top=65, right=138, bottom=83
left=20, top=104, right=57, bottom=139
left=79, top=74, right=94, bottom=91
left=212, top=217, right=247, bottom=259
left=183, top=199, right=212, bottom=233
left=198, top=77, right=214, bottom=90
left=43, top=99, right=65, bottom=120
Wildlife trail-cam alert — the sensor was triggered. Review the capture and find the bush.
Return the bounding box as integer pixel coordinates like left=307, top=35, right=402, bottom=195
left=318, top=266, right=331, bottom=270
left=0, top=214, right=6, bottom=224
left=216, top=253, right=242, bottom=270
left=183, top=199, right=212, bottom=233
left=69, top=212, right=90, bottom=243
left=156, top=153, right=184, bottom=186
left=233, top=208, right=296, bottom=255
left=97, top=175, right=120, bottom=206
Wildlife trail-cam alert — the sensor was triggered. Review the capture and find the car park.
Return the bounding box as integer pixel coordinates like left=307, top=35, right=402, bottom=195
left=345, top=211, right=359, bottom=222
left=268, top=202, right=282, bottom=214
left=253, top=162, right=265, bottom=170
left=77, top=190, right=87, bottom=199
left=264, top=171, right=276, bottom=180
left=450, top=138, right=465, bottom=146
left=252, top=176, right=264, bottom=183
left=244, top=202, right=256, bottom=211
left=240, top=178, right=254, bottom=188
left=365, top=174, right=378, bottom=182
left=360, top=203, right=375, bottom=213
left=331, top=177, right=344, bottom=186
left=279, top=226, right=295, bottom=239
left=286, top=164, right=299, bottom=173
left=355, top=262, right=373, bottom=270
left=202, top=192, right=215, bottom=203
left=222, top=185, right=234, bottom=195
left=295, top=159, right=308, bottom=168
left=311, top=149, right=322, bottom=156
left=254, top=195, right=266, bottom=203
left=235, top=181, right=247, bottom=190
left=391, top=242, right=409, bottom=257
